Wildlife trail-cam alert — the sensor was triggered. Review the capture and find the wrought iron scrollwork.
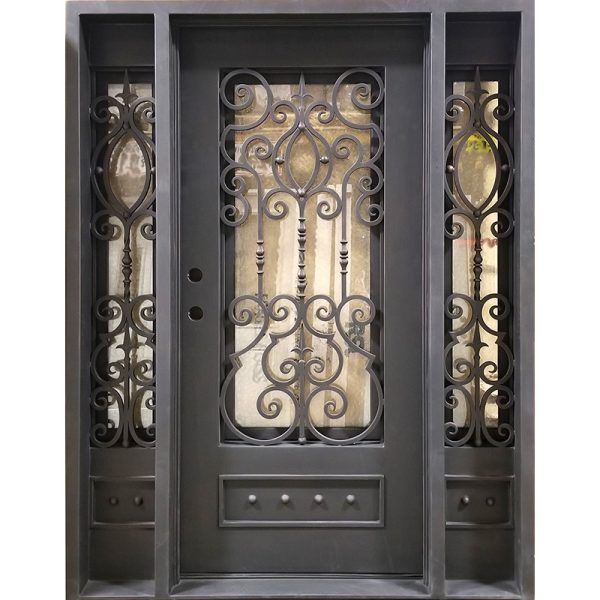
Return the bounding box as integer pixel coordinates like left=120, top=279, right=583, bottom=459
left=219, top=69, right=384, bottom=445
left=90, top=71, right=156, bottom=447
left=444, top=67, right=515, bottom=447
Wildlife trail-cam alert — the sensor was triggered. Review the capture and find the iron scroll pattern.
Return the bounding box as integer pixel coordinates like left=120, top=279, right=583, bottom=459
left=444, top=68, right=515, bottom=447
left=219, top=69, right=384, bottom=445
left=89, top=72, right=156, bottom=447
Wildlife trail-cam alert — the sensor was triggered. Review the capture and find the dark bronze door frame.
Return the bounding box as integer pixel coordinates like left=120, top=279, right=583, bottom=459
left=66, top=1, right=534, bottom=599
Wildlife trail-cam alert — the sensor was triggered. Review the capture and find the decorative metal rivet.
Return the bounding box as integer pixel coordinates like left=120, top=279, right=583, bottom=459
left=281, top=493, right=290, bottom=504
left=150, top=166, right=156, bottom=174
left=275, top=156, right=285, bottom=165
left=314, top=494, right=324, bottom=504
left=446, top=164, right=455, bottom=173
left=319, top=156, right=329, bottom=164
left=501, top=163, right=510, bottom=172
left=298, top=123, right=306, bottom=130
left=248, top=494, right=257, bottom=505
left=95, top=166, right=103, bottom=175
left=297, top=188, right=305, bottom=198
left=486, top=496, right=496, bottom=507
left=109, top=496, right=119, bottom=506
left=134, top=496, right=144, bottom=506
left=345, top=494, right=356, bottom=505
left=460, top=495, right=470, bottom=506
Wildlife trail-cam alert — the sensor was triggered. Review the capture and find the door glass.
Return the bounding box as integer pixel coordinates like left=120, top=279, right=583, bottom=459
left=219, top=70, right=384, bottom=444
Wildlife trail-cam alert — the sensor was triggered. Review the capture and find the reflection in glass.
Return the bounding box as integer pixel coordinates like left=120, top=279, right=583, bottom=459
left=451, top=80, right=500, bottom=430
left=220, top=70, right=384, bottom=444
left=444, top=69, right=515, bottom=447
left=106, top=82, right=155, bottom=435
left=90, top=76, right=156, bottom=447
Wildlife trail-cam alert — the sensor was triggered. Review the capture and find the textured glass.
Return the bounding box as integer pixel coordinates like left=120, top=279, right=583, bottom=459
left=451, top=80, right=499, bottom=429
left=90, top=79, right=155, bottom=447
left=219, top=70, right=385, bottom=443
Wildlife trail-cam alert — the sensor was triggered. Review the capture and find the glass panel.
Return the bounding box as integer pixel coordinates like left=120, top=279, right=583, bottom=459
left=90, top=74, right=156, bottom=447
left=451, top=79, right=499, bottom=430
left=220, top=70, right=384, bottom=444
left=444, top=69, right=515, bottom=447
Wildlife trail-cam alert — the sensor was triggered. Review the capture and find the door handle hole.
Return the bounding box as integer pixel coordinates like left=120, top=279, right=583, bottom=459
left=188, top=306, right=204, bottom=321
left=188, top=268, right=203, bottom=282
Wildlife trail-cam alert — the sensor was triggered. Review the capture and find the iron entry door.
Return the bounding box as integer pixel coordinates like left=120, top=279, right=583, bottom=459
left=178, top=21, right=424, bottom=576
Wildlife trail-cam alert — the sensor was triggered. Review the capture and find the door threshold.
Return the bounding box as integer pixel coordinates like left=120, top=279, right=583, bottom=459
left=81, top=579, right=155, bottom=598
left=80, top=578, right=522, bottom=600
left=171, top=577, right=430, bottom=599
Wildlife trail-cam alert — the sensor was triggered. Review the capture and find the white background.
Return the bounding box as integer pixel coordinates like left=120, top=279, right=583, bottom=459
left=0, top=1, right=598, bottom=597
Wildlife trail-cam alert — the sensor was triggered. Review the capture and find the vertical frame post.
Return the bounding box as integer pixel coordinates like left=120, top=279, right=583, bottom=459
left=513, top=5, right=535, bottom=599
left=66, top=6, right=91, bottom=599
left=425, top=9, right=447, bottom=596
left=154, top=10, right=178, bottom=598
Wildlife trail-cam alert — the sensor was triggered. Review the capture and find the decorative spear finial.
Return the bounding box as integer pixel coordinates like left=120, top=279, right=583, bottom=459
left=292, top=72, right=313, bottom=109
left=467, top=66, right=488, bottom=107
left=116, top=69, right=138, bottom=106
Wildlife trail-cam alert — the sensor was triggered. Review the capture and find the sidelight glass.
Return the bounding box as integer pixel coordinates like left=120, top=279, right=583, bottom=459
left=444, top=69, right=515, bottom=447
left=219, top=70, right=384, bottom=444
left=90, top=74, right=156, bottom=447
left=450, top=79, right=500, bottom=430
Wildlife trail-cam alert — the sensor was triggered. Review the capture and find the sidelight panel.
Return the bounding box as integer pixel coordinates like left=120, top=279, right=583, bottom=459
left=90, top=72, right=156, bottom=448
left=219, top=69, right=385, bottom=445
left=444, top=68, right=515, bottom=447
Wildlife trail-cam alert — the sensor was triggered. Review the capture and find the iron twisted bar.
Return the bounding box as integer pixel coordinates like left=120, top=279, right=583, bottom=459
left=444, top=67, right=515, bottom=447
left=219, top=69, right=384, bottom=445
left=89, top=71, right=156, bottom=448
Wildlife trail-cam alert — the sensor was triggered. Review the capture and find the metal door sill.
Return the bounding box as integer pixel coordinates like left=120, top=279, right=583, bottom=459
left=80, top=578, right=522, bottom=600
left=171, top=577, right=430, bottom=598
left=81, top=579, right=155, bottom=599
left=445, top=579, right=520, bottom=599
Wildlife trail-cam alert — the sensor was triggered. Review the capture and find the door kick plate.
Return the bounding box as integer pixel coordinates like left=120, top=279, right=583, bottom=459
left=219, top=475, right=384, bottom=528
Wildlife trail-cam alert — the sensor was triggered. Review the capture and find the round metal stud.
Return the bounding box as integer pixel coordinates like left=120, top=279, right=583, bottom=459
left=485, top=496, right=496, bottom=507
left=109, top=496, right=119, bottom=506
left=275, top=156, right=285, bottom=165
left=501, top=163, right=510, bottom=172
left=314, top=494, right=324, bottom=504
left=95, top=166, right=103, bottom=175
left=460, top=495, right=470, bottom=506
left=134, top=496, right=144, bottom=506
left=280, top=494, right=290, bottom=504
left=345, top=494, right=356, bottom=505
left=248, top=494, right=257, bottom=505
left=319, top=156, right=329, bottom=164
left=446, top=164, right=455, bottom=173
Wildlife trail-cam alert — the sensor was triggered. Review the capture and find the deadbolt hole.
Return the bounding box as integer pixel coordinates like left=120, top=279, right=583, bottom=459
left=188, top=267, right=203, bottom=282
left=188, top=306, right=204, bottom=321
